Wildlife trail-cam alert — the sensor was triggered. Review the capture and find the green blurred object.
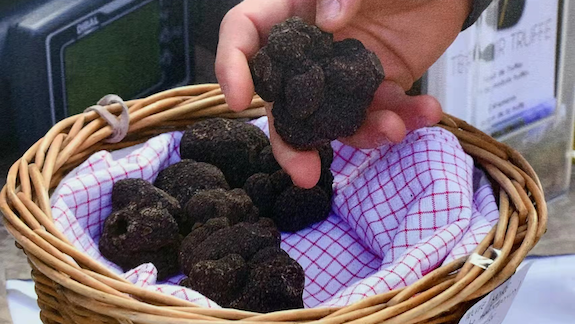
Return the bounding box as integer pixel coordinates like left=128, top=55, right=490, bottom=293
left=64, top=1, right=161, bottom=116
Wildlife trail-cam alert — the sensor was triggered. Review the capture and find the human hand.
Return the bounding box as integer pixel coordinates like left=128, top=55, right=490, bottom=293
left=216, top=0, right=472, bottom=188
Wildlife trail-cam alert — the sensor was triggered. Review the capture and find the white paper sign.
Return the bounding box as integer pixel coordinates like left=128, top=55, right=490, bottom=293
left=459, top=262, right=533, bottom=324
left=427, top=0, right=559, bottom=137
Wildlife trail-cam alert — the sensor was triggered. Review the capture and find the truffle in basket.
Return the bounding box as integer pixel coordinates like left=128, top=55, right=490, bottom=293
left=184, top=188, right=259, bottom=226
left=111, top=178, right=187, bottom=234
left=229, top=247, right=305, bottom=312
left=244, top=170, right=332, bottom=232
left=99, top=205, right=181, bottom=280
left=154, top=159, right=230, bottom=207
left=249, top=16, right=385, bottom=150
left=244, top=143, right=334, bottom=232
left=178, top=217, right=305, bottom=311
left=180, top=118, right=270, bottom=188
left=178, top=217, right=280, bottom=275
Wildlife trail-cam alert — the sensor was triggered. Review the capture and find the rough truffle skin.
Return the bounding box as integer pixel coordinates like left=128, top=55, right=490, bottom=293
left=244, top=170, right=294, bottom=219
left=257, top=146, right=282, bottom=174
left=269, top=170, right=293, bottom=192
left=99, top=206, right=180, bottom=280
left=317, top=142, right=335, bottom=169
left=179, top=218, right=280, bottom=277
left=284, top=64, right=325, bottom=119
left=273, top=186, right=331, bottom=232
left=109, top=244, right=179, bottom=280
left=230, top=247, right=305, bottom=312
left=183, top=254, right=248, bottom=307
left=317, top=142, right=335, bottom=196
left=184, top=188, right=259, bottom=226
left=245, top=170, right=333, bottom=232
left=250, top=51, right=283, bottom=102
left=180, top=118, right=270, bottom=188
left=182, top=217, right=231, bottom=250
left=243, top=173, right=276, bottom=218
left=249, top=17, right=385, bottom=150
left=111, top=178, right=187, bottom=234
left=246, top=144, right=334, bottom=228
left=153, top=160, right=230, bottom=206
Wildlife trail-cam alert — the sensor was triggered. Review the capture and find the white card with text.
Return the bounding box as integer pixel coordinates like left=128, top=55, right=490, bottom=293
left=459, top=262, right=533, bottom=324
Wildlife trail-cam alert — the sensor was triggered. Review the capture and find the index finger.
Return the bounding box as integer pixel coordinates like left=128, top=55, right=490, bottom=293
left=215, top=0, right=316, bottom=111
left=266, top=104, right=322, bottom=189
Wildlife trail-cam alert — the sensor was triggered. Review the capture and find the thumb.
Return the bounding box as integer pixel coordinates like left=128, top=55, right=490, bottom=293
left=316, top=0, right=362, bottom=32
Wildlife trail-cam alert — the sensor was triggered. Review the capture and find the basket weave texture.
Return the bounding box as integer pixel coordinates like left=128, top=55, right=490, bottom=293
left=0, top=84, right=547, bottom=324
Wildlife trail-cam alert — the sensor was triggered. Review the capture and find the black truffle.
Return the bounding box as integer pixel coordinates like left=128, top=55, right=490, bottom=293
left=153, top=160, right=230, bottom=206
left=180, top=118, right=270, bottom=188
left=184, top=188, right=259, bottom=226
left=99, top=206, right=180, bottom=280
left=324, top=39, right=384, bottom=96
left=182, top=217, right=232, bottom=250
left=266, top=17, right=333, bottom=64
left=111, top=178, right=187, bottom=234
left=318, top=142, right=335, bottom=196
left=179, top=218, right=280, bottom=277
left=257, top=145, right=282, bottom=174
left=317, top=168, right=335, bottom=200
left=269, top=169, right=293, bottom=192
left=179, top=227, right=305, bottom=312
left=243, top=173, right=276, bottom=218
left=284, top=64, right=325, bottom=119
left=245, top=144, right=334, bottom=231
left=229, top=247, right=305, bottom=312
left=317, top=142, right=334, bottom=169
left=182, top=254, right=248, bottom=307
left=249, top=17, right=384, bottom=149
left=250, top=51, right=283, bottom=102
left=243, top=169, right=295, bottom=219
left=273, top=186, right=331, bottom=232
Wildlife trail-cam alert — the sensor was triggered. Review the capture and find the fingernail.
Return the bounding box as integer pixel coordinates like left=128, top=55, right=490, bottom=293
left=374, top=136, right=390, bottom=147
left=220, top=83, right=228, bottom=99
left=416, top=116, right=432, bottom=128
left=318, top=0, right=341, bottom=21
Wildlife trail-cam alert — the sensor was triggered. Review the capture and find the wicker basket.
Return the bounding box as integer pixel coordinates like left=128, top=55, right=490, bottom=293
left=0, top=84, right=547, bottom=324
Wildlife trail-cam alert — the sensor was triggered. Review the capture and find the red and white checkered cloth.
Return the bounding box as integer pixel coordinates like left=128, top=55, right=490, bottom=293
left=50, top=116, right=499, bottom=308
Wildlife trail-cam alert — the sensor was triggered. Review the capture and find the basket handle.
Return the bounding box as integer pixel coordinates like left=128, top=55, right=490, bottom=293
left=84, top=94, right=130, bottom=143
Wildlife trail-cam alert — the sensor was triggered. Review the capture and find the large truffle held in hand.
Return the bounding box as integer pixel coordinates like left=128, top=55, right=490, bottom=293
left=249, top=17, right=385, bottom=150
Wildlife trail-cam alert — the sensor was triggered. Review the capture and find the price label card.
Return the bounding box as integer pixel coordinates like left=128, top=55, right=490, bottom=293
left=427, top=0, right=559, bottom=137
left=459, top=263, right=533, bottom=324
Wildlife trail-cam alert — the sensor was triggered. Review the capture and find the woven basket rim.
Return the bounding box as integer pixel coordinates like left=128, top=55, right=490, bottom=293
left=0, top=83, right=547, bottom=324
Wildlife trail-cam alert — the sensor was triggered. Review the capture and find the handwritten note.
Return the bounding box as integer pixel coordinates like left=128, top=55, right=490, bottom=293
left=459, top=263, right=532, bottom=324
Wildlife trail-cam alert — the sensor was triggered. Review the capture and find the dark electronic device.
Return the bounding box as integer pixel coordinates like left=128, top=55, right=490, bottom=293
left=484, top=0, right=526, bottom=30
left=0, top=0, right=194, bottom=151
left=496, top=0, right=526, bottom=30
